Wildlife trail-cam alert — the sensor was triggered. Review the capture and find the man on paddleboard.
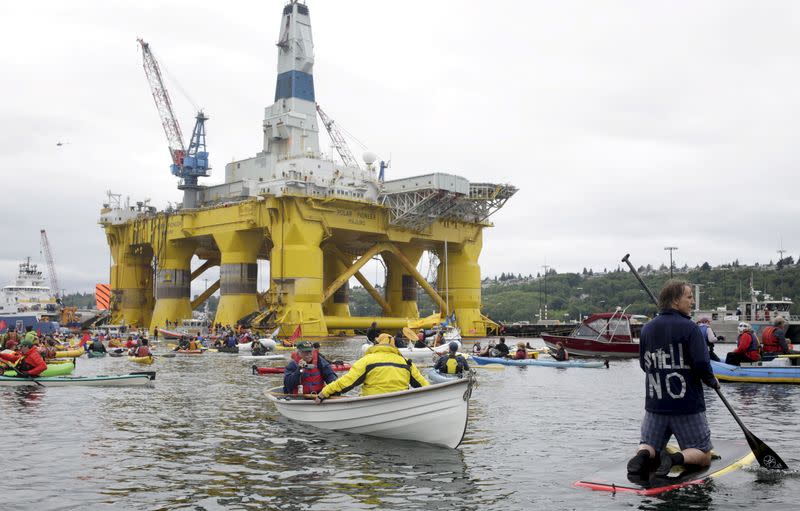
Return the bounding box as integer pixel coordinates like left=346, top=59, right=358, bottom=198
left=627, top=280, right=720, bottom=478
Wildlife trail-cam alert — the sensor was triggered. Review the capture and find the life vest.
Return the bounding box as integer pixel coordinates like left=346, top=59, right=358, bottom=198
left=761, top=326, right=782, bottom=353
left=737, top=332, right=760, bottom=361
left=443, top=353, right=466, bottom=374
left=135, top=346, right=151, bottom=357
left=290, top=350, right=323, bottom=393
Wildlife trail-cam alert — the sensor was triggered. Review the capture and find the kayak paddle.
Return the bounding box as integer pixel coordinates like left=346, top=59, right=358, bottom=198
left=622, top=253, right=788, bottom=471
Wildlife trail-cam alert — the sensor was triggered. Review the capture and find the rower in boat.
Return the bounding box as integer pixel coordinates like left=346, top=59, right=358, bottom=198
left=283, top=341, right=338, bottom=395
left=366, top=321, right=380, bottom=344
left=434, top=342, right=470, bottom=376
left=88, top=336, right=107, bottom=355
left=513, top=342, right=527, bottom=360
left=761, top=316, right=798, bottom=359
left=315, top=334, right=429, bottom=403
left=549, top=342, right=569, bottom=362
left=724, top=322, right=761, bottom=366
left=131, top=339, right=152, bottom=357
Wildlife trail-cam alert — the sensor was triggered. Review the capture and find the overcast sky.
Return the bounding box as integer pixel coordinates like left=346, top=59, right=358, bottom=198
left=2, top=0, right=800, bottom=295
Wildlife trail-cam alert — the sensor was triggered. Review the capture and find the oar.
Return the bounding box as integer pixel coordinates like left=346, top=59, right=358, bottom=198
left=622, top=253, right=788, bottom=470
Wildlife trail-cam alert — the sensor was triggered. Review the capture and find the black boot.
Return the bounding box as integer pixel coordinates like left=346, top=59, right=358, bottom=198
left=655, top=451, right=684, bottom=477
left=626, top=449, right=651, bottom=475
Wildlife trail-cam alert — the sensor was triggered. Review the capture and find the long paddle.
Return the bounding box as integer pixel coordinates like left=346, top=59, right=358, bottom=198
left=622, top=253, right=788, bottom=470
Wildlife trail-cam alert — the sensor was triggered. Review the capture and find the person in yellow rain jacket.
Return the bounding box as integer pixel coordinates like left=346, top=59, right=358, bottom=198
left=315, top=333, right=428, bottom=402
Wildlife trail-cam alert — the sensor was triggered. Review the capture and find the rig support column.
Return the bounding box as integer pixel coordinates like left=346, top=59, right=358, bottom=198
left=213, top=230, right=262, bottom=327
left=438, top=232, right=485, bottom=336
left=109, top=245, right=153, bottom=328
left=323, top=250, right=352, bottom=335
left=383, top=246, right=423, bottom=319
left=270, top=208, right=328, bottom=337
left=150, top=240, right=196, bottom=331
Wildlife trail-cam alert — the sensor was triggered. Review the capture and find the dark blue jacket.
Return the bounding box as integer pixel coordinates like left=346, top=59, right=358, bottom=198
left=639, top=309, right=716, bottom=414
left=283, top=356, right=338, bottom=394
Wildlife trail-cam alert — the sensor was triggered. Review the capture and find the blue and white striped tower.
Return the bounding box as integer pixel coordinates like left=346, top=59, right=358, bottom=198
left=263, top=0, right=320, bottom=161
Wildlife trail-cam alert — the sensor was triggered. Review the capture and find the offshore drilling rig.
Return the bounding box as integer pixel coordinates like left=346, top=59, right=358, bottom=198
left=99, top=0, right=516, bottom=338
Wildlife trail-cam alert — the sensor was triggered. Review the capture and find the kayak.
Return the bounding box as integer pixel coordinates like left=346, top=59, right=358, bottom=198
left=253, top=363, right=352, bottom=375
left=470, top=356, right=608, bottom=369
left=426, top=368, right=464, bottom=384
left=128, top=355, right=154, bottom=365
left=87, top=350, right=107, bottom=358
left=0, top=372, right=156, bottom=387
left=174, top=349, right=204, bottom=355
left=215, top=346, right=239, bottom=354
left=575, top=440, right=754, bottom=495
left=239, top=354, right=286, bottom=361
left=712, top=360, right=800, bottom=384
left=3, top=362, right=75, bottom=378
left=108, top=349, right=127, bottom=357
left=55, top=347, right=85, bottom=358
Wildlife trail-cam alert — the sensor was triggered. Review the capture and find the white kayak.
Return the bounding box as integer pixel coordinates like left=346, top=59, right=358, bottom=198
left=236, top=338, right=278, bottom=353
left=239, top=354, right=286, bottom=360
left=265, top=375, right=475, bottom=449
left=0, top=372, right=156, bottom=387
left=360, top=341, right=460, bottom=361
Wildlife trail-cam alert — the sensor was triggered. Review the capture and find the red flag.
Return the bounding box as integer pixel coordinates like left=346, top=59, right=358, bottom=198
left=288, top=324, right=302, bottom=343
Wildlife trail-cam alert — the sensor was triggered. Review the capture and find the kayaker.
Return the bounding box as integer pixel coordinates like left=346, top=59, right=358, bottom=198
left=472, top=341, right=482, bottom=355
left=414, top=332, right=428, bottom=349
left=434, top=342, right=470, bottom=375
left=696, top=317, right=720, bottom=362
left=513, top=342, right=527, bottom=360
left=366, top=322, right=380, bottom=344
left=89, top=337, right=107, bottom=354
left=493, top=337, right=510, bottom=358
left=188, top=337, right=202, bottom=351
left=283, top=341, right=337, bottom=395
left=133, top=339, right=152, bottom=357
left=125, top=336, right=137, bottom=349
left=23, top=326, right=38, bottom=345
left=41, top=338, right=59, bottom=360
left=393, top=330, right=408, bottom=349
left=627, top=280, right=719, bottom=479
left=9, top=339, right=48, bottom=377
left=251, top=339, right=267, bottom=356
left=761, top=316, right=794, bottom=358
left=315, top=333, right=429, bottom=402
left=550, top=341, right=569, bottom=361
left=724, top=322, right=761, bottom=366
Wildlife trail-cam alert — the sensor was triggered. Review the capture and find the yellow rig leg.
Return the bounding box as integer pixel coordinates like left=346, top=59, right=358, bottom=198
left=323, top=251, right=353, bottom=335
left=213, top=230, right=262, bottom=328
left=438, top=232, right=485, bottom=337
left=110, top=246, right=153, bottom=329
left=149, top=240, right=196, bottom=332
left=383, top=246, right=423, bottom=321
left=270, top=211, right=328, bottom=337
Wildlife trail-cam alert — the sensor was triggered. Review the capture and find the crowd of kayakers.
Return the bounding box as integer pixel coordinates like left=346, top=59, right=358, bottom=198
left=697, top=315, right=797, bottom=365
left=471, top=337, right=569, bottom=361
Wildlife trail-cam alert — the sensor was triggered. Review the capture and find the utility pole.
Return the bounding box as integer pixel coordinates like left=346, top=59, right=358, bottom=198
left=542, top=264, right=550, bottom=320
left=664, top=246, right=678, bottom=278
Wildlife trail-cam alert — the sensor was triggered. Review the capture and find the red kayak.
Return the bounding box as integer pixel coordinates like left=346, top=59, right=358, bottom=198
left=252, top=364, right=351, bottom=375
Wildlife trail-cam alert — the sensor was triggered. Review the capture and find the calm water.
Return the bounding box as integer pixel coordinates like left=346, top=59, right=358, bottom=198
left=2, top=339, right=798, bottom=510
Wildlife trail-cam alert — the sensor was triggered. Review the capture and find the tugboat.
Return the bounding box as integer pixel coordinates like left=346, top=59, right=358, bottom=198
left=692, top=279, right=799, bottom=342
left=0, top=258, right=61, bottom=334
left=541, top=312, right=638, bottom=358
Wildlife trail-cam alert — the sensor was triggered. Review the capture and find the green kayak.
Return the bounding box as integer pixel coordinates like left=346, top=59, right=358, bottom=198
left=87, top=350, right=107, bottom=358
left=3, top=362, right=75, bottom=377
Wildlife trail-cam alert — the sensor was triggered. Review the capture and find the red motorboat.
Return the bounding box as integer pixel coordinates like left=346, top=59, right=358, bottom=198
left=541, top=312, right=638, bottom=358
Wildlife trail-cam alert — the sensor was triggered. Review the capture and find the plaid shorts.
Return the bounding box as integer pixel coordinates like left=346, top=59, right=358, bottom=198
left=640, top=410, right=713, bottom=452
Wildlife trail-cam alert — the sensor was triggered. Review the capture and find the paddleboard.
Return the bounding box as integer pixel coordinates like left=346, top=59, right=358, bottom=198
left=574, top=440, right=754, bottom=496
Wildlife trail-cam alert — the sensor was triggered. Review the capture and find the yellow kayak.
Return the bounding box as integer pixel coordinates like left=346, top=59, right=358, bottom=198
left=128, top=355, right=154, bottom=365
left=55, top=347, right=85, bottom=358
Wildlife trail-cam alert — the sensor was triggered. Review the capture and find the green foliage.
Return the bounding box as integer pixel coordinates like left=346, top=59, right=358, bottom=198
left=349, top=264, right=800, bottom=324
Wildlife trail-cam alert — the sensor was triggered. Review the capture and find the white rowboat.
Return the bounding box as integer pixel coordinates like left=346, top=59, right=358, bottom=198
left=266, top=376, right=474, bottom=448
